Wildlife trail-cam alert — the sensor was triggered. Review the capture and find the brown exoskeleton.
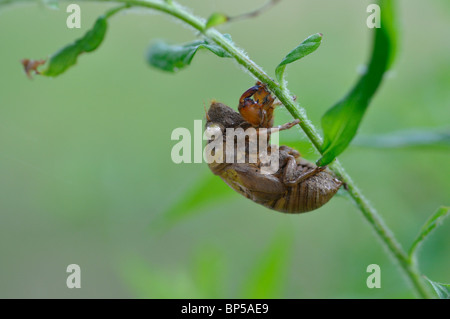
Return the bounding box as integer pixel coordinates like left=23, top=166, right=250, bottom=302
left=205, top=82, right=342, bottom=213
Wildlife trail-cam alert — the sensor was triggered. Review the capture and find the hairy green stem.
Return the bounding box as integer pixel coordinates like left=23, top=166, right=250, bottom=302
left=14, top=0, right=433, bottom=298
left=203, top=12, right=432, bottom=299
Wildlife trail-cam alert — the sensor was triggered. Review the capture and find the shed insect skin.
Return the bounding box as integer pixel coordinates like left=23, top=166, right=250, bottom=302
left=205, top=83, right=343, bottom=214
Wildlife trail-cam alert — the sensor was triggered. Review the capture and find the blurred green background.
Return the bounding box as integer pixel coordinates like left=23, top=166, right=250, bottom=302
left=0, top=0, right=449, bottom=298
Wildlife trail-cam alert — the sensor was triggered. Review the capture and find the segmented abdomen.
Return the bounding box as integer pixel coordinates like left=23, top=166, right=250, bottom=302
left=269, top=172, right=342, bottom=213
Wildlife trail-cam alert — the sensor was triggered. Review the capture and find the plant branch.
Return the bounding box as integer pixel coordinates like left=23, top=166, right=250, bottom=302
left=228, top=0, right=281, bottom=22
left=15, top=0, right=433, bottom=298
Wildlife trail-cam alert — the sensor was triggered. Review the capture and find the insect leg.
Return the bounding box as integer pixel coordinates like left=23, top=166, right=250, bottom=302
left=269, top=119, right=300, bottom=133
left=239, top=84, right=260, bottom=106
left=283, top=156, right=326, bottom=186
left=279, top=145, right=300, bottom=158
left=255, top=119, right=300, bottom=144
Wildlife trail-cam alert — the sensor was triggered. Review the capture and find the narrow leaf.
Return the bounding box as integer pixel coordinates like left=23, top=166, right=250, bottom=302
left=191, top=248, right=224, bottom=298
left=152, top=173, right=234, bottom=229
left=352, top=128, right=450, bottom=149
left=22, top=6, right=125, bottom=77
left=275, top=33, right=322, bottom=84
left=318, top=0, right=397, bottom=166
left=43, top=16, right=107, bottom=76
left=282, top=128, right=450, bottom=151
left=240, top=230, right=292, bottom=298
left=425, top=278, right=450, bottom=299
left=409, top=206, right=449, bottom=261
left=147, top=36, right=232, bottom=73
left=205, top=12, right=229, bottom=29
left=121, top=256, right=200, bottom=298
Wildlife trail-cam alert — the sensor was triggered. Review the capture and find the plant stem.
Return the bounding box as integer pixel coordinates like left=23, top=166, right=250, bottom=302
left=25, top=0, right=433, bottom=298
left=204, top=19, right=433, bottom=299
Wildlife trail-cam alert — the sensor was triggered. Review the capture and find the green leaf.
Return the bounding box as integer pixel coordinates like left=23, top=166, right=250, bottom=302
left=121, top=256, right=201, bottom=298
left=146, top=36, right=232, bottom=73
left=43, top=16, right=107, bottom=76
left=152, top=172, right=234, bottom=229
left=318, top=0, right=397, bottom=166
left=240, top=230, right=293, bottom=298
left=191, top=248, right=225, bottom=298
left=205, top=12, right=229, bottom=29
left=22, top=6, right=126, bottom=78
left=282, top=128, right=450, bottom=152
left=409, top=206, right=449, bottom=262
left=425, top=278, right=450, bottom=299
left=352, top=128, right=450, bottom=149
left=275, top=33, right=322, bottom=84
